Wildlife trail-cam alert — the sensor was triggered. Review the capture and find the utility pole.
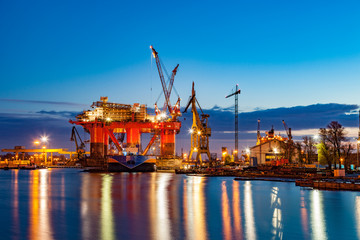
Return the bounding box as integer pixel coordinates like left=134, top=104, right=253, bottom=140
left=225, top=84, right=241, bottom=161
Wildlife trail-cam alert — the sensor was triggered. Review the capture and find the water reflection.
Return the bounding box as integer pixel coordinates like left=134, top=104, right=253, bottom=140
left=310, top=190, right=327, bottom=240
left=356, top=196, right=360, bottom=239
left=222, top=181, right=232, bottom=240
left=232, top=181, right=243, bottom=239
left=244, top=181, right=256, bottom=240
left=183, top=176, right=207, bottom=240
left=81, top=174, right=91, bottom=240
left=101, top=174, right=115, bottom=240
left=155, top=173, right=172, bottom=240
left=300, top=190, right=309, bottom=239
left=270, top=187, right=283, bottom=240
left=12, top=170, right=19, bottom=240
left=5, top=170, right=360, bottom=240
left=29, top=169, right=53, bottom=240
left=81, top=173, right=103, bottom=239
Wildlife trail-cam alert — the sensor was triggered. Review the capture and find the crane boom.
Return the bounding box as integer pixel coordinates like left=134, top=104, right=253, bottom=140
left=70, top=126, right=86, bottom=160
left=225, top=89, right=241, bottom=98
left=282, top=120, right=292, bottom=141
left=257, top=119, right=261, bottom=143
left=163, top=64, right=179, bottom=111
left=150, top=45, right=171, bottom=113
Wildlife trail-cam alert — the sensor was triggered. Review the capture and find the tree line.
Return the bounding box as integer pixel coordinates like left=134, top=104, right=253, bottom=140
left=280, top=121, right=357, bottom=170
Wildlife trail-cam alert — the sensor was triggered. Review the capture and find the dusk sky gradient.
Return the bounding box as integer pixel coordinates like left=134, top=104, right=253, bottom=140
left=1, top=0, right=360, bottom=153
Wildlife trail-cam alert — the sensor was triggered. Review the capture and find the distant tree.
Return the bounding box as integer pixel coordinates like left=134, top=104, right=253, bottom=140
left=280, top=140, right=296, bottom=163
left=302, top=136, right=316, bottom=164
left=341, top=143, right=354, bottom=171
left=319, top=121, right=347, bottom=169
left=224, top=155, right=232, bottom=165
left=295, top=142, right=305, bottom=165
left=316, top=141, right=333, bottom=169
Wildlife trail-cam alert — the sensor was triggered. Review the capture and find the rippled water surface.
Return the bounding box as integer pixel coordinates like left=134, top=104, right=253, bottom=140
left=1, top=169, right=360, bottom=240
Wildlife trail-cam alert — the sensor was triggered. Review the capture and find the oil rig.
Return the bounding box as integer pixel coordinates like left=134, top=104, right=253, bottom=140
left=69, top=46, right=182, bottom=171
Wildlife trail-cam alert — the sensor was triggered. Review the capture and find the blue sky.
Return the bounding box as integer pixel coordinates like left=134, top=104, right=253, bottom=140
left=0, top=0, right=360, bottom=153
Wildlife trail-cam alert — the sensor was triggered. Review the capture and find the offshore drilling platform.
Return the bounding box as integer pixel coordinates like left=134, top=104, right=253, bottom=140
left=69, top=46, right=183, bottom=172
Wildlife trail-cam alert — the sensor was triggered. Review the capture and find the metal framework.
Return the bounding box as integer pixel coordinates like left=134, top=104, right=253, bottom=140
left=225, top=84, right=241, bottom=161
left=183, top=82, right=211, bottom=164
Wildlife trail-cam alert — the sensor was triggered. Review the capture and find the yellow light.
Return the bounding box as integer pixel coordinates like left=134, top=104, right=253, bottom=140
left=189, top=129, right=194, bottom=134
left=197, top=131, right=201, bottom=135
left=34, top=141, right=40, bottom=145
left=194, top=147, right=198, bottom=152
left=106, top=117, right=112, bottom=122
left=42, top=146, right=46, bottom=149
left=274, top=148, right=278, bottom=154
left=245, top=148, right=250, bottom=154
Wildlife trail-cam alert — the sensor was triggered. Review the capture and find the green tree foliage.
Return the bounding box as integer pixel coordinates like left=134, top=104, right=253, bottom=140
left=316, top=141, right=333, bottom=169
left=319, top=121, right=347, bottom=169
left=224, top=155, right=232, bottom=165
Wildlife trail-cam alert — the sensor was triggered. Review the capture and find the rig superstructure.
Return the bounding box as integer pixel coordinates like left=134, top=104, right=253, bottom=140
left=70, top=46, right=182, bottom=171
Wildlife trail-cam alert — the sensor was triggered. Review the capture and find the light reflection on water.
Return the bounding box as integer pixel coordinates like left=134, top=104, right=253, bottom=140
left=311, top=190, right=327, bottom=240
left=356, top=196, right=360, bottom=239
left=29, top=169, right=53, bottom=240
left=155, top=173, right=171, bottom=240
left=244, top=181, right=256, bottom=240
left=270, top=187, right=282, bottom=240
left=101, top=174, right=114, bottom=240
left=12, top=170, right=19, bottom=240
left=1, top=169, right=360, bottom=239
left=183, top=176, right=207, bottom=240
left=300, top=190, right=310, bottom=239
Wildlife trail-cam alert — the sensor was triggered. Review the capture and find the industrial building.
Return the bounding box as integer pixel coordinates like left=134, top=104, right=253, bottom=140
left=249, top=122, right=288, bottom=166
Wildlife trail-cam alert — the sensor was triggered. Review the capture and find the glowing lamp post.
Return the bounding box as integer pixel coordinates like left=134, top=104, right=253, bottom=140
left=41, top=145, right=47, bottom=164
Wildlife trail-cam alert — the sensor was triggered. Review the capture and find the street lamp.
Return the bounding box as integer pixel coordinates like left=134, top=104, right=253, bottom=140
left=313, top=135, right=320, bottom=141
left=41, top=136, right=48, bottom=143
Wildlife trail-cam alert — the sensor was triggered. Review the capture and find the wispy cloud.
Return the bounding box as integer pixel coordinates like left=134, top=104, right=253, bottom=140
left=0, top=102, right=358, bottom=153
left=0, top=98, right=87, bottom=107
left=36, top=110, right=80, bottom=119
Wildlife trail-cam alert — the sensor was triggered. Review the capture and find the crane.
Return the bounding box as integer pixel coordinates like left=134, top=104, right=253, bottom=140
left=225, top=84, right=241, bottom=161
left=183, top=82, right=211, bottom=164
left=257, top=119, right=261, bottom=144
left=164, top=64, right=179, bottom=112
left=70, top=126, right=86, bottom=161
left=150, top=46, right=181, bottom=119
left=282, top=120, right=293, bottom=162
left=282, top=120, right=292, bottom=141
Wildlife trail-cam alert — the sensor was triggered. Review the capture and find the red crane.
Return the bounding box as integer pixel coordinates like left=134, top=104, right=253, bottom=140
left=150, top=46, right=180, bottom=118
left=282, top=120, right=292, bottom=141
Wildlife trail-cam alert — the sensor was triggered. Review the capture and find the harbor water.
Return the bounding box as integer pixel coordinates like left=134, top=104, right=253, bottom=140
left=1, top=169, right=360, bottom=240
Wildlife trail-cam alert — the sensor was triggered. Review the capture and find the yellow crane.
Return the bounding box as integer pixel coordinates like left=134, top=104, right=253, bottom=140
left=183, top=82, right=211, bottom=164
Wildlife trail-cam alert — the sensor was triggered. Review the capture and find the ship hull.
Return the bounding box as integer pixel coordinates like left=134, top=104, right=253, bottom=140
left=107, top=155, right=156, bottom=172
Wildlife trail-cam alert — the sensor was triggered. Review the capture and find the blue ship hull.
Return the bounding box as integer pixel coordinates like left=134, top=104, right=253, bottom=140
left=108, top=155, right=156, bottom=172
